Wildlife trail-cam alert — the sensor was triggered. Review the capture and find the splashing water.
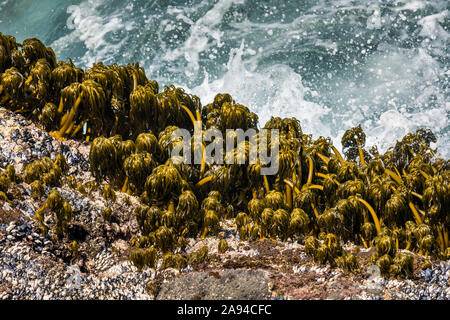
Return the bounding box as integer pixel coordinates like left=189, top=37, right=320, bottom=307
left=1, top=0, right=448, bottom=156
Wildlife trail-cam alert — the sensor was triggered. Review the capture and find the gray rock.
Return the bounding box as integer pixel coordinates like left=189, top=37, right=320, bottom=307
left=157, top=269, right=271, bottom=300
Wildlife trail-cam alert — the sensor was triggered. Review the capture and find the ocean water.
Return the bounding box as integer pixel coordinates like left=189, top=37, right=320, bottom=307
left=1, top=0, right=449, bottom=157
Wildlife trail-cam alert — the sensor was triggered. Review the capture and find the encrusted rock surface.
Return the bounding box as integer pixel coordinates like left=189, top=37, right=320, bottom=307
left=0, top=107, right=448, bottom=300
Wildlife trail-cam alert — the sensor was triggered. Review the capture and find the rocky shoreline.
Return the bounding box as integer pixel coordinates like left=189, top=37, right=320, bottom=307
left=0, top=106, right=448, bottom=300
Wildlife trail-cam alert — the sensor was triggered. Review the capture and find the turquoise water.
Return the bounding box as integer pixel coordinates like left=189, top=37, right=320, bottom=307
left=1, top=0, right=449, bottom=156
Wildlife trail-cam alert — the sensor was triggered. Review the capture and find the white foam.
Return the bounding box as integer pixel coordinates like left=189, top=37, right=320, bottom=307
left=190, top=41, right=332, bottom=136
left=366, top=4, right=382, bottom=30
left=162, top=0, right=246, bottom=77
left=364, top=106, right=449, bottom=157
left=392, top=0, right=426, bottom=12
left=418, top=10, right=449, bottom=41
left=51, top=0, right=135, bottom=66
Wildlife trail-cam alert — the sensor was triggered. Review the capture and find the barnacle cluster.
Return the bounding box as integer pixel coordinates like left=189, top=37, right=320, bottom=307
left=1, top=34, right=449, bottom=277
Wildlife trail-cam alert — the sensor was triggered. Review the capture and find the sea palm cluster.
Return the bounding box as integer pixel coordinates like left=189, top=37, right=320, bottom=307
left=0, top=165, right=18, bottom=201
left=0, top=155, right=72, bottom=239
left=0, top=33, right=199, bottom=142
left=1, top=34, right=449, bottom=277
